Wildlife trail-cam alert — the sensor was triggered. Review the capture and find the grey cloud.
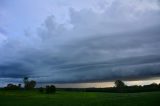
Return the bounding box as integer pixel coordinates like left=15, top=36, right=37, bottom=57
left=0, top=0, right=6, bottom=7
left=0, top=0, right=160, bottom=84
left=0, top=62, right=32, bottom=78
left=2, top=25, right=160, bottom=83
left=0, top=28, right=6, bottom=34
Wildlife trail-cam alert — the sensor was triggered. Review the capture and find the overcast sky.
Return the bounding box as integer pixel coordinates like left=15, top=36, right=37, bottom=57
left=0, top=0, right=160, bottom=87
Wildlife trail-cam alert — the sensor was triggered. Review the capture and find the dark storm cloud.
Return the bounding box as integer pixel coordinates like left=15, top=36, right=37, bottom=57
left=1, top=25, right=160, bottom=83
left=0, top=63, right=31, bottom=78
left=0, top=0, right=160, bottom=84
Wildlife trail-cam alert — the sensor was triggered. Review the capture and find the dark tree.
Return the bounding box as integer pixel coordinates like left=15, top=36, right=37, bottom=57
left=46, top=85, right=56, bottom=94
left=39, top=87, right=44, bottom=93
left=4, top=84, right=20, bottom=90
left=50, top=85, right=56, bottom=93
left=28, top=80, right=36, bottom=89
left=18, top=84, right=21, bottom=88
left=150, top=83, right=158, bottom=87
left=115, top=80, right=126, bottom=88
left=23, top=77, right=36, bottom=90
left=46, top=85, right=50, bottom=93
left=23, top=77, right=29, bottom=88
left=25, top=81, right=36, bottom=90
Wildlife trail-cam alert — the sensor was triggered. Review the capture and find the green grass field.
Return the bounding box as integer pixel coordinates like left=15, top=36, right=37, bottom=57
left=0, top=90, right=159, bottom=106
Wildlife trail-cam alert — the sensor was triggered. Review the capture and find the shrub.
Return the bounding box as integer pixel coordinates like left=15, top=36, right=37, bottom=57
left=23, top=77, right=36, bottom=90
left=39, top=87, right=44, bottom=93
left=46, top=85, right=56, bottom=94
left=4, top=84, right=21, bottom=90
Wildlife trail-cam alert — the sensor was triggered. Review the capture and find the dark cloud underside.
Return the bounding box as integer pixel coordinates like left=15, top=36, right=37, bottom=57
left=0, top=0, right=160, bottom=84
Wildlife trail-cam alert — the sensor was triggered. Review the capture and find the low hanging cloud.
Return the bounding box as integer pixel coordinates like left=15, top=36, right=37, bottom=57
left=0, top=0, right=160, bottom=84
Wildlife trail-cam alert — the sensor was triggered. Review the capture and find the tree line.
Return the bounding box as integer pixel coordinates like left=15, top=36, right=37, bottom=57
left=3, top=77, right=56, bottom=94
left=2, top=78, right=160, bottom=93
left=59, top=80, right=160, bottom=93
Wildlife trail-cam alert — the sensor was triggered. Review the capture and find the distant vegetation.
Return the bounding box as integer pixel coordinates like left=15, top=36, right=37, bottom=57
left=59, top=80, right=160, bottom=93
left=114, top=80, right=126, bottom=88
left=23, top=77, right=36, bottom=90
left=4, top=83, right=21, bottom=90
left=46, top=85, right=56, bottom=94
left=2, top=78, right=160, bottom=93
left=4, top=77, right=56, bottom=94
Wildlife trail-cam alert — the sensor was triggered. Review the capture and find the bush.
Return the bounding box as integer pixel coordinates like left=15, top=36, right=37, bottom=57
left=4, top=84, right=21, bottom=90
left=24, top=80, right=36, bottom=90
left=39, top=87, right=44, bottom=93
left=114, top=80, right=126, bottom=88
left=23, top=77, right=36, bottom=90
left=46, top=85, right=56, bottom=94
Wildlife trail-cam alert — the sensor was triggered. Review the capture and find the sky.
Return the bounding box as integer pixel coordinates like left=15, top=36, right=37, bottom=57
left=0, top=0, right=160, bottom=88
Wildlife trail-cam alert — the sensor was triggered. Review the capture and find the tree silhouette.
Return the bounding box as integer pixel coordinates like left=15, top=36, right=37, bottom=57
left=4, top=84, right=20, bottom=90
left=115, top=80, right=126, bottom=88
left=18, top=84, right=21, bottom=88
left=46, top=85, right=56, bottom=94
left=23, top=77, right=29, bottom=88
left=23, top=77, right=36, bottom=90
left=29, top=80, right=36, bottom=88
left=39, top=87, right=44, bottom=93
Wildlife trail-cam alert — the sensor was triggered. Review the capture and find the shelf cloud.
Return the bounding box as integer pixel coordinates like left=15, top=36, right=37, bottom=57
left=0, top=0, right=160, bottom=85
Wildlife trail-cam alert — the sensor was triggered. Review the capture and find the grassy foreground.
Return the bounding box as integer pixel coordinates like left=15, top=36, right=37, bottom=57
left=0, top=90, right=159, bottom=106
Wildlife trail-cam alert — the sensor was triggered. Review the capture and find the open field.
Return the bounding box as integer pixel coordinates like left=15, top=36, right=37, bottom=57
left=0, top=90, right=159, bottom=106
